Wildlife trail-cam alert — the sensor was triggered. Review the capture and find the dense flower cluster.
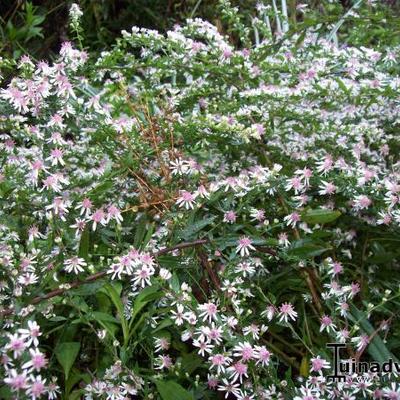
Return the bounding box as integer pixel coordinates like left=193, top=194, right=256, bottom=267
left=2, top=321, right=59, bottom=399
left=1, top=2, right=400, bottom=399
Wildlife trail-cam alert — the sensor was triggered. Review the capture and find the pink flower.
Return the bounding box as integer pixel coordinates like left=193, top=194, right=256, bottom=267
left=310, top=356, right=330, bottom=373
left=18, top=320, right=41, bottom=347
left=352, top=334, right=370, bottom=352
left=196, top=184, right=210, bottom=199
left=176, top=190, right=197, bottom=209
left=4, top=369, right=28, bottom=391
left=22, top=349, right=47, bottom=372
left=255, top=345, right=271, bottom=366
left=344, top=281, right=361, bottom=299
left=28, top=225, right=44, bottom=242
left=336, top=328, right=350, bottom=343
left=227, top=361, right=248, bottom=383
left=193, top=339, right=213, bottom=356
left=41, top=175, right=61, bottom=192
left=70, top=218, right=86, bottom=236
left=91, top=208, right=106, bottom=230
left=295, top=167, right=313, bottom=186
left=5, top=334, right=26, bottom=358
left=207, top=374, right=219, bottom=389
left=64, top=256, right=87, bottom=274
left=206, top=324, right=223, bottom=344
left=171, top=304, right=187, bottom=326
left=278, top=233, right=290, bottom=247
left=48, top=113, right=64, bottom=128
left=278, top=302, right=298, bottom=323
left=223, top=210, right=237, bottom=223
left=218, top=378, right=240, bottom=398
left=263, top=305, right=277, bottom=321
left=154, top=337, right=170, bottom=353
left=338, top=302, right=349, bottom=317
left=107, top=255, right=134, bottom=279
left=75, top=198, right=92, bottom=217
left=320, top=315, right=336, bottom=333
left=285, top=176, right=304, bottom=194
left=26, top=375, right=47, bottom=399
left=316, top=155, right=334, bottom=175
left=155, top=355, right=173, bottom=369
left=243, top=324, right=260, bottom=340
left=284, top=212, right=301, bottom=228
left=3, top=88, right=28, bottom=113
left=319, top=181, right=337, bottom=195
left=132, top=264, right=155, bottom=287
left=353, top=195, right=372, bottom=210
left=198, top=302, right=218, bottom=322
left=47, top=148, right=65, bottom=166
left=107, top=204, right=123, bottom=224
left=222, top=48, right=233, bottom=59
left=236, top=236, right=255, bottom=257
left=329, top=261, right=343, bottom=276
left=29, top=160, right=45, bottom=183
left=233, top=342, right=255, bottom=361
left=223, top=176, right=239, bottom=192
left=209, top=354, right=231, bottom=374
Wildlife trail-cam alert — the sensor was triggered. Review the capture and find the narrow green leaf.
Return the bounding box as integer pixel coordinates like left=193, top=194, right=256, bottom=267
left=78, top=228, right=90, bottom=260
left=130, top=285, right=163, bottom=328
left=180, top=216, right=215, bottom=239
left=301, top=209, right=341, bottom=224
left=349, top=305, right=398, bottom=363
left=288, top=239, right=331, bottom=258
left=90, top=311, right=120, bottom=324
left=101, top=283, right=129, bottom=346
left=153, top=318, right=173, bottom=333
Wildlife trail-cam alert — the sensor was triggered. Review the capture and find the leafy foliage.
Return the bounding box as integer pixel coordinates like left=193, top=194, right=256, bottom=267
left=1, top=2, right=400, bottom=400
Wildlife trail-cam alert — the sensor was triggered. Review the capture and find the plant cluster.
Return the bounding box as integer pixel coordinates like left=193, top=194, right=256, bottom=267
left=1, top=2, right=400, bottom=399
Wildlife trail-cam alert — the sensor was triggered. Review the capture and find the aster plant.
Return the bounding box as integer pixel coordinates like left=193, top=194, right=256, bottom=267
left=1, top=1, right=400, bottom=399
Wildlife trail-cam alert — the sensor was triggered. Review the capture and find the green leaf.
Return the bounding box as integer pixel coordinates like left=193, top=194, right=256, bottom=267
left=335, top=77, right=350, bottom=94
left=0, top=385, right=12, bottom=399
left=130, top=285, right=163, bottom=325
left=55, top=342, right=81, bottom=380
left=49, top=316, right=67, bottom=322
left=213, top=235, right=274, bottom=251
left=155, top=380, right=193, bottom=400
left=300, top=356, right=309, bottom=377
left=101, top=283, right=129, bottom=346
left=179, top=216, right=215, bottom=239
left=78, top=228, right=90, bottom=260
left=301, top=209, right=341, bottom=224
left=69, top=390, right=85, bottom=400
left=288, top=239, right=331, bottom=258
left=65, top=370, right=91, bottom=397
left=90, top=311, right=120, bottom=324
left=170, top=273, right=180, bottom=292
left=133, top=215, right=150, bottom=248
left=142, top=223, right=155, bottom=248
left=72, top=280, right=105, bottom=296
left=153, top=318, right=173, bottom=333
left=349, top=305, right=398, bottom=363
left=181, top=352, right=203, bottom=374
left=135, top=284, right=163, bottom=303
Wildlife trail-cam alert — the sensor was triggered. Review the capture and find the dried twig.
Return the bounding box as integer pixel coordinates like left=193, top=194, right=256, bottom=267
left=198, top=250, right=221, bottom=290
